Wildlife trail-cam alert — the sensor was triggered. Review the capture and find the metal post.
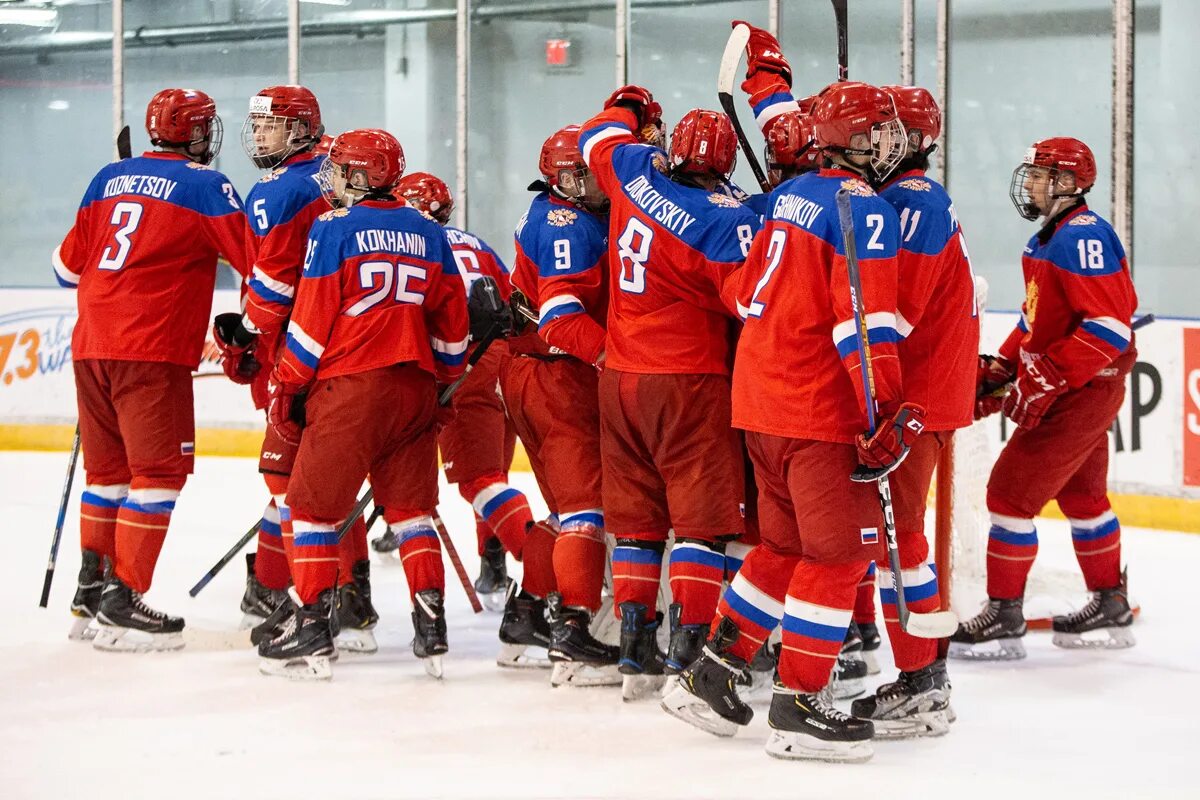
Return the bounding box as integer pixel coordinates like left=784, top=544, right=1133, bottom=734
left=1112, top=0, right=1134, bottom=260
left=900, top=0, right=915, bottom=85
left=455, top=0, right=469, bottom=229
left=112, top=0, right=123, bottom=159
left=935, top=0, right=949, bottom=185
left=288, top=0, right=300, bottom=83
left=768, top=0, right=780, bottom=38
left=616, top=0, right=629, bottom=87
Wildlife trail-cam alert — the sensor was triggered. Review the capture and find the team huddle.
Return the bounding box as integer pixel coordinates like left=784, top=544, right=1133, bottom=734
left=52, top=21, right=1138, bottom=764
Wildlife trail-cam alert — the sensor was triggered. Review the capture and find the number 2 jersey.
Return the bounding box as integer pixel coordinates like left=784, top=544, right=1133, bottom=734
left=53, top=152, right=252, bottom=369
left=997, top=203, right=1137, bottom=388
left=275, top=198, right=469, bottom=389
left=580, top=107, right=761, bottom=375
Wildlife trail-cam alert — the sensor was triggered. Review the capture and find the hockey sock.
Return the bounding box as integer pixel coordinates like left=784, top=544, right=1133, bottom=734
left=113, top=485, right=181, bottom=593
left=337, top=515, right=367, bottom=588
left=80, top=482, right=128, bottom=562
left=254, top=499, right=290, bottom=591
left=554, top=511, right=606, bottom=610
left=520, top=519, right=558, bottom=599
left=715, top=546, right=795, bottom=662
left=1066, top=510, right=1122, bottom=591
left=474, top=513, right=493, bottom=556
left=985, top=513, right=1038, bottom=600
left=612, top=539, right=664, bottom=621
left=777, top=560, right=864, bottom=693
left=669, top=539, right=727, bottom=626
left=723, top=540, right=753, bottom=580
left=853, top=562, right=877, bottom=624
left=878, top=554, right=940, bottom=672
left=290, top=517, right=340, bottom=605
left=465, top=474, right=534, bottom=559
left=393, top=515, right=444, bottom=601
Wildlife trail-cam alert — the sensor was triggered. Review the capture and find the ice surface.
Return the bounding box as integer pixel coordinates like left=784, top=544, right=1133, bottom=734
left=2, top=452, right=1197, bottom=799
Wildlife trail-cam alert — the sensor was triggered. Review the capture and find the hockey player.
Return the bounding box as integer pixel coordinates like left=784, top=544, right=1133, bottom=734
left=498, top=124, right=618, bottom=685
left=395, top=171, right=524, bottom=611
left=55, top=88, right=251, bottom=650
left=579, top=87, right=761, bottom=700
left=951, top=137, right=1138, bottom=658
left=256, top=129, right=468, bottom=680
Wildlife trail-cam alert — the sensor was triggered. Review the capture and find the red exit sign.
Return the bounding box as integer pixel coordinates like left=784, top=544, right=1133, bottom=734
left=546, top=38, right=572, bottom=68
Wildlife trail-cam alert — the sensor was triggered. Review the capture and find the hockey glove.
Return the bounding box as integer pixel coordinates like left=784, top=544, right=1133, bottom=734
left=604, top=85, right=664, bottom=146
left=467, top=275, right=512, bottom=342
left=1002, top=355, right=1067, bottom=431
left=212, top=312, right=260, bottom=385
left=974, top=354, right=1015, bottom=420
left=266, top=377, right=306, bottom=446
left=734, top=20, right=792, bottom=86
left=852, top=402, right=926, bottom=482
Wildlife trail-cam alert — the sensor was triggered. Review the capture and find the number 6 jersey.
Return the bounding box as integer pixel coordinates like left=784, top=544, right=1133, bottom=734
left=53, top=151, right=252, bottom=369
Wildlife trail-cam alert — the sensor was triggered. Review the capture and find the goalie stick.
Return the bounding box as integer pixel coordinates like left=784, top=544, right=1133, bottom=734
left=836, top=187, right=958, bottom=639
left=717, top=23, right=771, bottom=193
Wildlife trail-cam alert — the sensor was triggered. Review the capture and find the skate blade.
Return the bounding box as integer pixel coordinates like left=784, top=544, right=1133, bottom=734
left=621, top=673, right=666, bottom=702
left=496, top=642, right=551, bottom=669
left=478, top=591, right=507, bottom=614
left=422, top=655, right=444, bottom=679
left=831, top=675, right=865, bottom=700
left=947, top=637, right=1026, bottom=661
left=93, top=625, right=185, bottom=653
left=862, top=650, right=881, bottom=675
left=765, top=730, right=874, bottom=764
left=660, top=682, right=743, bottom=738
left=549, top=661, right=622, bottom=688
left=736, top=670, right=775, bottom=706
left=239, top=612, right=267, bottom=630
left=68, top=615, right=98, bottom=642
left=871, top=708, right=952, bottom=740
left=258, top=654, right=333, bottom=681
left=1052, top=626, right=1135, bottom=650
left=335, top=628, right=379, bottom=655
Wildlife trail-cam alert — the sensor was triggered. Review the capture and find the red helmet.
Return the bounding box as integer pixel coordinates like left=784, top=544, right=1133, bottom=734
left=240, top=85, right=324, bottom=169
left=812, top=81, right=906, bottom=180
left=1009, top=137, right=1097, bottom=220
left=796, top=94, right=819, bottom=115
left=669, top=109, right=738, bottom=179
left=882, top=85, right=941, bottom=154
left=145, top=88, right=222, bottom=164
left=765, top=110, right=817, bottom=186
left=312, top=134, right=334, bottom=156
left=397, top=172, right=454, bottom=225
left=319, top=128, right=405, bottom=207
left=539, top=125, right=586, bottom=189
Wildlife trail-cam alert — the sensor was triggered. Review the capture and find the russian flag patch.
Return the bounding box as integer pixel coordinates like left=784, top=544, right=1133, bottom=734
left=860, top=527, right=879, bottom=545
left=180, top=441, right=195, bottom=455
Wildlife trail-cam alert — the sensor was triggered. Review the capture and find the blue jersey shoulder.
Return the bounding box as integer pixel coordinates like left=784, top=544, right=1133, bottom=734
left=1044, top=209, right=1126, bottom=276
left=879, top=174, right=955, bottom=257
left=517, top=193, right=607, bottom=278
left=82, top=156, right=242, bottom=218
left=245, top=156, right=325, bottom=237
left=445, top=225, right=509, bottom=273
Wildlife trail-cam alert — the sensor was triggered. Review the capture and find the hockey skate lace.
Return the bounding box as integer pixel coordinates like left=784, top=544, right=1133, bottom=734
left=131, top=591, right=167, bottom=622
left=271, top=611, right=299, bottom=644
left=961, top=604, right=999, bottom=634
left=814, top=692, right=854, bottom=722
left=1058, top=594, right=1102, bottom=627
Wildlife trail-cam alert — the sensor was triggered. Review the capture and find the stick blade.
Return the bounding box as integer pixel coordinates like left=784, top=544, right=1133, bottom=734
left=903, top=610, right=959, bottom=639
left=117, top=125, right=132, bottom=160
left=718, top=24, right=751, bottom=96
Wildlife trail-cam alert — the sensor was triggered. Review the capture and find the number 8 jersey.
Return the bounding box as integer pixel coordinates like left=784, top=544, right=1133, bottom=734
left=53, top=151, right=252, bottom=369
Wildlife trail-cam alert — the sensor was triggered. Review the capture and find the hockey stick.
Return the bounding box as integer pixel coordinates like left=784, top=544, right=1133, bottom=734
left=188, top=518, right=263, bottom=597
left=116, top=124, right=131, bottom=160
left=832, top=0, right=849, bottom=81
left=38, top=426, right=81, bottom=608
left=718, top=23, right=771, bottom=193
left=835, top=188, right=958, bottom=639
left=433, top=513, right=484, bottom=613
left=1132, top=313, right=1155, bottom=331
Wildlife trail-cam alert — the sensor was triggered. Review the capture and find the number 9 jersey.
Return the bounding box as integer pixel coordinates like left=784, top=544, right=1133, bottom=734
left=53, top=152, right=252, bottom=369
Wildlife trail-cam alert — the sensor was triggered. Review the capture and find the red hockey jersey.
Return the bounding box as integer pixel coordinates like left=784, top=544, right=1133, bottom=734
left=54, top=152, right=252, bottom=369
left=580, top=108, right=760, bottom=375
left=274, top=199, right=469, bottom=388
left=445, top=225, right=514, bottom=302
left=997, top=203, right=1137, bottom=388
left=732, top=169, right=903, bottom=444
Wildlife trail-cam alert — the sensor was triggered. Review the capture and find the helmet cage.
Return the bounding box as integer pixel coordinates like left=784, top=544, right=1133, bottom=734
left=155, top=113, right=223, bottom=165
left=1009, top=162, right=1080, bottom=221
left=318, top=156, right=376, bottom=209
left=865, top=117, right=907, bottom=182
left=240, top=113, right=316, bottom=169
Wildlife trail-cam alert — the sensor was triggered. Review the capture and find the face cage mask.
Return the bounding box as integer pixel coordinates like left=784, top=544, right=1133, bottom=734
left=187, top=114, right=223, bottom=165
left=1009, top=163, right=1078, bottom=221
left=317, top=156, right=351, bottom=209
left=554, top=166, right=609, bottom=214
left=240, top=114, right=311, bottom=170
left=866, top=117, right=907, bottom=182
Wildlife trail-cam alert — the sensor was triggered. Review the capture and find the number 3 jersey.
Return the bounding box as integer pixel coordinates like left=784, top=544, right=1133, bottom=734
left=998, top=203, right=1138, bottom=388
left=275, top=198, right=469, bottom=389
left=580, top=107, right=761, bottom=375
left=53, top=152, right=252, bottom=369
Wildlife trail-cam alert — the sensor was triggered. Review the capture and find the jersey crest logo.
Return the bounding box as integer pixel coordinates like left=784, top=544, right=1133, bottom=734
left=259, top=167, right=289, bottom=183
left=318, top=207, right=350, bottom=222
left=1068, top=214, right=1097, bottom=226
left=185, top=161, right=212, bottom=170
left=840, top=178, right=874, bottom=197
left=707, top=193, right=741, bottom=209
left=546, top=208, right=577, bottom=227
left=1025, top=279, right=1040, bottom=328
left=651, top=151, right=670, bottom=175
left=898, top=178, right=930, bottom=192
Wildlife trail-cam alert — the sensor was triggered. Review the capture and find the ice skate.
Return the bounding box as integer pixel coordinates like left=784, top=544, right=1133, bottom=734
left=93, top=577, right=185, bottom=652
left=660, top=618, right=754, bottom=737
left=474, top=536, right=508, bottom=613
left=239, top=553, right=289, bottom=629
left=335, top=560, right=379, bottom=654
left=1052, top=576, right=1135, bottom=650
left=664, top=602, right=708, bottom=675
left=258, top=589, right=336, bottom=681
left=736, top=641, right=777, bottom=705
left=412, top=589, right=448, bottom=679
left=850, top=659, right=953, bottom=739
left=858, top=621, right=882, bottom=675
left=370, top=528, right=399, bottom=558
left=546, top=593, right=620, bottom=687
left=250, top=594, right=297, bottom=647
left=617, top=602, right=667, bottom=701
left=948, top=597, right=1027, bottom=661
left=496, top=579, right=551, bottom=669
left=68, top=549, right=107, bottom=642
left=765, top=685, right=875, bottom=764
left=831, top=624, right=868, bottom=699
